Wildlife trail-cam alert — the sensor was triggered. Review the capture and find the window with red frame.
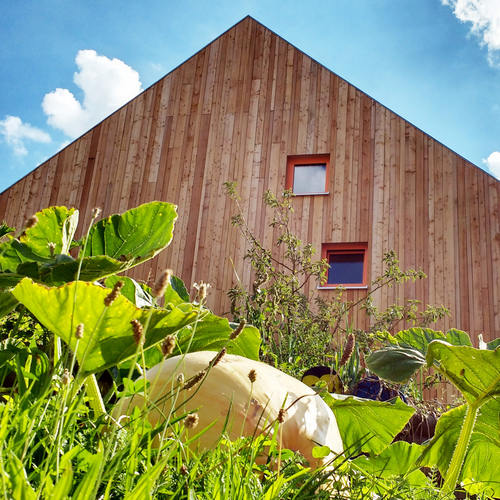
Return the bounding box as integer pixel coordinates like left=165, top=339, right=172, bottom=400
left=321, top=243, right=368, bottom=288
left=286, top=154, right=329, bottom=195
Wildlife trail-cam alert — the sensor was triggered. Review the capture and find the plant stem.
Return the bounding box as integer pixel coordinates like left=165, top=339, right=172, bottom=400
left=442, top=403, right=478, bottom=495
left=84, top=374, right=107, bottom=421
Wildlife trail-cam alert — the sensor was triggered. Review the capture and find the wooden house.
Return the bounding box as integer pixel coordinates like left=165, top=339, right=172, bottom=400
left=1, top=16, right=499, bottom=359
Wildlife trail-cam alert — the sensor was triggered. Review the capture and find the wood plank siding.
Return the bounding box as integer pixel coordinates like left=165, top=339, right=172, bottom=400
left=1, top=16, right=499, bottom=361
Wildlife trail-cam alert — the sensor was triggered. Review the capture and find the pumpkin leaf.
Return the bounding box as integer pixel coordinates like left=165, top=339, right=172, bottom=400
left=352, top=441, right=427, bottom=486
left=11, top=278, right=201, bottom=377
left=366, top=347, right=426, bottom=383
left=174, top=314, right=261, bottom=361
left=418, top=341, right=500, bottom=496
left=82, top=202, right=177, bottom=271
left=324, top=394, right=414, bottom=455
left=16, top=207, right=78, bottom=260
left=394, top=327, right=446, bottom=354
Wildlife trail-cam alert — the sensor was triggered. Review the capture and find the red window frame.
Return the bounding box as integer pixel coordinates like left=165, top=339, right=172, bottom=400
left=286, top=154, right=330, bottom=195
left=321, top=242, right=368, bottom=288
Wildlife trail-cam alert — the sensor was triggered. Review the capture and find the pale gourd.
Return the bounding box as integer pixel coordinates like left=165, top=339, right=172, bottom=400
left=116, top=351, right=343, bottom=468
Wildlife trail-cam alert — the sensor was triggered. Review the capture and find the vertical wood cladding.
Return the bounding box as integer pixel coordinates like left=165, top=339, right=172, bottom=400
left=1, top=17, right=499, bottom=361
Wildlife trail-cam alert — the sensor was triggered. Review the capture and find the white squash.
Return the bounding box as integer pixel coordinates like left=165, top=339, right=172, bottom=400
left=116, top=351, right=343, bottom=469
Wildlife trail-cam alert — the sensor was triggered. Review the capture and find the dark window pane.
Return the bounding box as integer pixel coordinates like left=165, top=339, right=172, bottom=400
left=293, top=164, right=326, bottom=193
left=328, top=252, right=364, bottom=284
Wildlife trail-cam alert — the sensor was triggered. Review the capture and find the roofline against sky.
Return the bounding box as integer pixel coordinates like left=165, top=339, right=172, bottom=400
left=3, top=15, right=496, bottom=196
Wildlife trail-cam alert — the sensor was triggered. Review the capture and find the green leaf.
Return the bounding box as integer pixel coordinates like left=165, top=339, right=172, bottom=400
left=82, top=202, right=177, bottom=270
left=366, top=347, right=426, bottom=383
left=426, top=341, right=500, bottom=404
left=170, top=275, right=189, bottom=302
left=419, top=401, right=500, bottom=497
left=419, top=341, right=500, bottom=496
left=106, top=275, right=154, bottom=308
left=39, top=255, right=129, bottom=286
left=7, top=452, right=37, bottom=500
left=394, top=327, right=446, bottom=354
left=124, top=456, right=169, bottom=500
left=0, top=222, right=15, bottom=238
left=174, top=315, right=261, bottom=361
left=12, top=278, right=201, bottom=376
left=311, top=445, right=331, bottom=459
left=0, top=241, right=28, bottom=274
left=324, top=394, right=414, bottom=455
left=0, top=291, right=18, bottom=318
left=17, top=206, right=79, bottom=260
left=72, top=451, right=103, bottom=500
left=352, top=441, right=427, bottom=486
left=486, top=337, right=500, bottom=350
left=445, top=328, right=473, bottom=347
left=50, top=462, right=73, bottom=500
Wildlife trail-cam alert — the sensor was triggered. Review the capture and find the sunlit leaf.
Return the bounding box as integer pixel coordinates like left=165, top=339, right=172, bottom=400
left=366, top=347, right=426, bottom=383
left=324, top=394, right=414, bottom=455
left=82, top=202, right=177, bottom=271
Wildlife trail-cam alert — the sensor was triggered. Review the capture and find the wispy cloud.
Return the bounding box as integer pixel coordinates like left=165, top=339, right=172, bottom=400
left=0, top=116, right=51, bottom=157
left=42, top=50, right=142, bottom=138
left=483, top=151, right=500, bottom=178
left=441, top=0, right=500, bottom=66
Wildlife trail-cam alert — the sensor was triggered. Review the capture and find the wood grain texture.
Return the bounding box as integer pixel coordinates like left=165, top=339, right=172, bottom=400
left=1, top=17, right=498, bottom=399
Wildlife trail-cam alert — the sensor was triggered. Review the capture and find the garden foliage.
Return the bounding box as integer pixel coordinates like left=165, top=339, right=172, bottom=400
left=0, top=199, right=498, bottom=498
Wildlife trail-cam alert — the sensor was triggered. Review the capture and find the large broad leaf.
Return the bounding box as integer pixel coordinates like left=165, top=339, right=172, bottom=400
left=394, top=328, right=446, bottom=354
left=173, top=314, right=261, bottom=361
left=14, top=206, right=78, bottom=261
left=12, top=278, right=201, bottom=377
left=445, top=328, right=473, bottom=347
left=419, top=401, right=500, bottom=497
left=322, top=394, right=414, bottom=455
left=38, top=255, right=129, bottom=285
left=366, top=347, right=426, bottom=383
left=82, top=202, right=177, bottom=269
left=352, top=441, right=427, bottom=487
left=418, top=341, right=500, bottom=496
left=426, top=341, right=500, bottom=404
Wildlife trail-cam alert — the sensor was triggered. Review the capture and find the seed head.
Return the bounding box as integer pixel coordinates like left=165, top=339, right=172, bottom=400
left=152, top=269, right=173, bottom=298
left=229, top=318, right=247, bottom=340
left=184, top=413, right=199, bottom=429
left=339, top=333, right=355, bottom=367
left=248, top=369, right=257, bottom=383
left=131, top=319, right=144, bottom=346
left=277, top=408, right=286, bottom=424
left=24, top=215, right=39, bottom=230
left=183, top=370, right=206, bottom=391
left=193, top=281, right=211, bottom=302
left=210, top=348, right=226, bottom=367
left=75, top=323, right=84, bottom=339
left=104, top=280, right=124, bottom=307
left=61, top=369, right=71, bottom=386
left=161, top=335, right=175, bottom=356
left=176, top=373, right=185, bottom=386
left=91, top=207, right=102, bottom=219
left=48, top=242, right=56, bottom=257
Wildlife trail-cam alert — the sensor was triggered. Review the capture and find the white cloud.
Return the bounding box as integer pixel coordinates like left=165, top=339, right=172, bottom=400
left=441, top=0, right=500, bottom=66
left=42, top=50, right=142, bottom=139
left=483, top=151, right=500, bottom=177
left=0, top=115, right=51, bottom=157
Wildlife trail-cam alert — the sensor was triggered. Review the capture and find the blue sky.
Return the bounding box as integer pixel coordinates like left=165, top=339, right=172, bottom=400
left=1, top=0, right=500, bottom=192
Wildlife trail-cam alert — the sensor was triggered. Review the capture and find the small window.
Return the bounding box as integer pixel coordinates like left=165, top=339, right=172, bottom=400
left=286, top=154, right=329, bottom=195
left=320, top=243, right=368, bottom=288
